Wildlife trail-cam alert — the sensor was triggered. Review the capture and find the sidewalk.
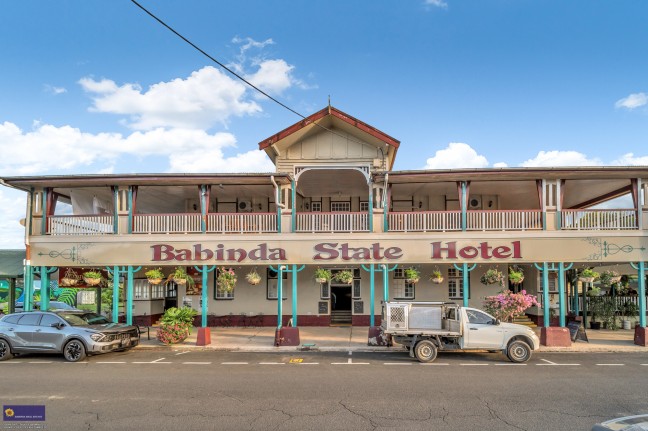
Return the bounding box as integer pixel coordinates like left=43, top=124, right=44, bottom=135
left=136, top=326, right=648, bottom=353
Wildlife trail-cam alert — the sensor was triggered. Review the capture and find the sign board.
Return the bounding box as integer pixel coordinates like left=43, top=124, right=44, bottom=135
left=567, top=320, right=588, bottom=342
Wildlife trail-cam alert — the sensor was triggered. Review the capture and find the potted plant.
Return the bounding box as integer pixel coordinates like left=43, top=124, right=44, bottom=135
left=429, top=270, right=444, bottom=284
left=145, top=268, right=165, bottom=285
left=600, top=270, right=621, bottom=287
left=588, top=296, right=604, bottom=329
left=246, top=269, right=261, bottom=286
left=579, top=268, right=600, bottom=283
left=83, top=270, right=102, bottom=286
left=508, top=266, right=525, bottom=285
left=169, top=267, right=195, bottom=288
left=156, top=306, right=198, bottom=345
left=314, top=268, right=332, bottom=284
left=333, top=269, right=354, bottom=285
left=480, top=268, right=504, bottom=286
left=404, top=267, right=420, bottom=284
left=217, top=267, right=237, bottom=292
left=620, top=300, right=638, bottom=330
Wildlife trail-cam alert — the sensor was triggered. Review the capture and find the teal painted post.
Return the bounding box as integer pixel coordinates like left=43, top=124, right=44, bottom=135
left=201, top=265, right=208, bottom=327
left=277, top=266, right=284, bottom=329
left=370, top=264, right=375, bottom=326
left=24, top=264, right=33, bottom=311
left=112, top=266, right=120, bottom=323
left=461, top=182, right=467, bottom=231
left=383, top=265, right=389, bottom=302
left=276, top=186, right=282, bottom=233
left=632, top=262, right=646, bottom=327
left=383, top=186, right=389, bottom=233
left=112, top=187, right=119, bottom=234
left=126, top=266, right=141, bottom=325
left=368, top=185, right=373, bottom=232
left=41, top=188, right=48, bottom=235
left=542, top=262, right=550, bottom=328
left=40, top=266, right=49, bottom=311
left=291, top=180, right=296, bottom=232
left=558, top=263, right=566, bottom=327
left=290, top=265, right=305, bottom=327
left=462, top=263, right=469, bottom=307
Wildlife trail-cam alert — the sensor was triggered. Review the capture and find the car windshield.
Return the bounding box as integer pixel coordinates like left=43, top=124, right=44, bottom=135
left=58, top=312, right=111, bottom=326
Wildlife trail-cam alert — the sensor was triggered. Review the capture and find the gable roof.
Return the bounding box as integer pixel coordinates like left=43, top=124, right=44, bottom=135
left=258, top=106, right=400, bottom=169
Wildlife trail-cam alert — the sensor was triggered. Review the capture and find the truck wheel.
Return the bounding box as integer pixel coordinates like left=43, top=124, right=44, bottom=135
left=414, top=340, right=437, bottom=363
left=63, top=339, right=86, bottom=362
left=507, top=340, right=531, bottom=363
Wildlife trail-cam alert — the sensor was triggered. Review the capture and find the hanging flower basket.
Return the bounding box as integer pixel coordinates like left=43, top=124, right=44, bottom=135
left=145, top=268, right=164, bottom=285
left=246, top=269, right=261, bottom=286
left=217, top=267, right=237, bottom=292
left=600, top=270, right=621, bottom=286
left=60, top=268, right=80, bottom=286
left=429, top=271, right=444, bottom=284
left=404, top=267, right=420, bottom=284
left=168, top=267, right=194, bottom=288
left=83, top=271, right=102, bottom=286
left=333, top=270, right=354, bottom=285
left=579, top=268, right=599, bottom=284
left=480, top=269, right=505, bottom=286
left=314, top=268, right=332, bottom=284
left=508, top=267, right=525, bottom=286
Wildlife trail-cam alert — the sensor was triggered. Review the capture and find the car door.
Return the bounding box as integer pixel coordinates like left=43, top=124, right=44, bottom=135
left=13, top=313, right=43, bottom=350
left=462, top=308, right=504, bottom=349
left=32, top=313, right=68, bottom=351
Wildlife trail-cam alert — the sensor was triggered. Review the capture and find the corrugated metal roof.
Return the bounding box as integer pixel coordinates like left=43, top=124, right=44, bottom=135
left=0, top=249, right=25, bottom=278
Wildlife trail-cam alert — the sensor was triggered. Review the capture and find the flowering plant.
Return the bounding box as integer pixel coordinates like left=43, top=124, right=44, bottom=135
left=217, top=267, right=237, bottom=292
left=579, top=268, right=600, bottom=282
left=157, top=323, right=190, bottom=345
left=599, top=270, right=621, bottom=286
left=156, top=306, right=197, bottom=345
left=314, top=268, right=332, bottom=283
left=508, top=267, right=525, bottom=285
left=480, top=268, right=505, bottom=286
left=246, top=269, right=261, bottom=285
left=482, top=289, right=538, bottom=322
left=333, top=270, right=354, bottom=284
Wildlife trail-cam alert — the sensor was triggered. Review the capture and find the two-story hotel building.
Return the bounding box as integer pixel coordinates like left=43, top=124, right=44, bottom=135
left=2, top=106, right=647, bottom=346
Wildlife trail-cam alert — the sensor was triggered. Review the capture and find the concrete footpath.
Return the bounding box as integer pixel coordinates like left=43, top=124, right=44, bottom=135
left=136, top=325, right=648, bottom=353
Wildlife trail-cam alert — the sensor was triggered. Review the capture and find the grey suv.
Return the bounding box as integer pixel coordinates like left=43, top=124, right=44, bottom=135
left=0, top=310, right=140, bottom=362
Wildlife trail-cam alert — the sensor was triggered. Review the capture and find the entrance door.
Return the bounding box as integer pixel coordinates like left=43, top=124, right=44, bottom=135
left=330, top=285, right=352, bottom=325
left=164, top=282, right=177, bottom=310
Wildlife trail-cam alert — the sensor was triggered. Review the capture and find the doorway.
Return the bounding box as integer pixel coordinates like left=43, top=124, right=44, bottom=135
left=330, top=284, right=352, bottom=325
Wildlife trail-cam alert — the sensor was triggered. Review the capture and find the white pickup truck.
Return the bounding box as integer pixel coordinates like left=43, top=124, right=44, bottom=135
left=381, top=301, right=540, bottom=363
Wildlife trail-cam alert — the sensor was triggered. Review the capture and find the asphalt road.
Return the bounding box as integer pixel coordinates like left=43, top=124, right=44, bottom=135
left=2, top=349, right=647, bottom=431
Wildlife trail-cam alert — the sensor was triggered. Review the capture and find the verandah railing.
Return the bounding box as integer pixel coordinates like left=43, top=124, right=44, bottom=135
left=295, top=212, right=369, bottom=233
left=388, top=211, right=462, bottom=232
left=466, top=210, right=543, bottom=231
left=47, top=214, right=114, bottom=235
left=206, top=213, right=277, bottom=233
left=561, top=209, right=637, bottom=230
left=133, top=213, right=202, bottom=234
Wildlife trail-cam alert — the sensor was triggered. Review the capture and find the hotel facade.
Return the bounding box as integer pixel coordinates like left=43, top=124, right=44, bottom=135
left=2, top=106, right=647, bottom=346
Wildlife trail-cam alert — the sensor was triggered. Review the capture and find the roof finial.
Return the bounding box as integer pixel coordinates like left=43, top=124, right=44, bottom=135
left=328, top=95, right=331, bottom=113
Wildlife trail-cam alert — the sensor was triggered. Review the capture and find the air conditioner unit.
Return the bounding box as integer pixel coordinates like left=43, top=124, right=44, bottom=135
left=238, top=200, right=252, bottom=212
left=468, top=195, right=482, bottom=210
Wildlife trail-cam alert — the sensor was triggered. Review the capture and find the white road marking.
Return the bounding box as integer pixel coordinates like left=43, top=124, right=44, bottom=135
left=222, top=362, right=248, bottom=365
left=175, top=351, right=190, bottom=356
left=28, top=361, right=53, bottom=364
left=182, top=362, right=211, bottom=365
left=596, top=364, right=625, bottom=366
left=420, top=363, right=450, bottom=366
left=152, top=358, right=168, bottom=363
left=132, top=357, right=171, bottom=364
left=97, top=361, right=126, bottom=364
left=541, top=359, right=557, bottom=365
left=298, top=362, right=319, bottom=365
left=494, top=363, right=528, bottom=366
left=332, top=358, right=371, bottom=365
left=259, top=362, right=285, bottom=365
left=383, top=363, right=413, bottom=366
left=460, top=363, right=489, bottom=366
left=537, top=359, right=580, bottom=366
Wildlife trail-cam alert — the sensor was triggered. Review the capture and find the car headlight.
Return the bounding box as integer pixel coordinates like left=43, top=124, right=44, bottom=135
left=90, top=333, right=105, bottom=342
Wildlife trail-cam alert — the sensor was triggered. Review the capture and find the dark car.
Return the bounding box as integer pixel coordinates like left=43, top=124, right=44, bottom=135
left=0, top=310, right=139, bottom=362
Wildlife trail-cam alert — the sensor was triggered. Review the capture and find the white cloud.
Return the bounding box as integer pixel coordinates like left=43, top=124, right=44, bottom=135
left=520, top=150, right=602, bottom=167
left=44, top=85, right=67, bottom=95
left=79, top=67, right=262, bottom=130
left=0, top=122, right=273, bottom=176
left=611, top=152, right=648, bottom=166
left=247, top=59, right=295, bottom=96
left=0, top=188, right=26, bottom=249
left=615, top=92, right=647, bottom=110
left=492, top=162, right=508, bottom=168
left=424, top=0, right=448, bottom=8
left=424, top=143, right=489, bottom=169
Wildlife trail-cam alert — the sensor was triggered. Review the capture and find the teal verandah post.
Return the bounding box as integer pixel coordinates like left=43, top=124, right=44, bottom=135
left=38, top=266, right=56, bottom=311
left=542, top=262, right=550, bottom=328
left=200, top=185, right=207, bottom=233
left=461, top=182, right=467, bottom=232
left=192, top=265, right=216, bottom=327
left=291, top=265, right=305, bottom=326
left=558, top=263, right=573, bottom=327
left=361, top=264, right=376, bottom=326
left=127, top=187, right=133, bottom=234
left=453, top=263, right=476, bottom=308
left=41, top=188, right=48, bottom=235
left=277, top=266, right=284, bottom=329
left=24, top=263, right=33, bottom=311
left=112, top=186, right=119, bottom=234
left=368, top=184, right=373, bottom=232
left=126, top=266, right=141, bottom=325
left=111, top=266, right=120, bottom=322
left=631, top=261, right=646, bottom=327
left=291, top=180, right=296, bottom=232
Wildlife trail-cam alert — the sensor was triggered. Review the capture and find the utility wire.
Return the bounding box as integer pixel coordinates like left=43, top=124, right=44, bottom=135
left=130, top=0, right=306, bottom=121
left=130, top=0, right=385, bottom=159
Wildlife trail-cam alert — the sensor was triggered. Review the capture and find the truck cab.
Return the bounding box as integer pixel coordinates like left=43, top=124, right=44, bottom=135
left=381, top=301, right=540, bottom=363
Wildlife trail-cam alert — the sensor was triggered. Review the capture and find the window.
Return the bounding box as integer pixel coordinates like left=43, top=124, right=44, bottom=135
left=134, top=279, right=149, bottom=299
left=360, top=201, right=369, bottom=212
left=18, top=313, right=42, bottom=326
left=311, top=201, right=321, bottom=212
left=39, top=314, right=63, bottom=327
left=320, top=282, right=330, bottom=299
left=151, top=284, right=165, bottom=299
left=331, top=202, right=350, bottom=212
left=448, top=268, right=469, bottom=299
left=352, top=279, right=361, bottom=299
left=267, top=268, right=287, bottom=300
left=3, top=314, right=21, bottom=324
left=393, top=269, right=415, bottom=299
left=466, top=309, right=495, bottom=325
left=214, top=268, right=235, bottom=300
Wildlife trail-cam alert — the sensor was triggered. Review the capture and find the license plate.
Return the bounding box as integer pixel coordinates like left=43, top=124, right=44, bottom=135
left=121, top=338, right=130, bottom=347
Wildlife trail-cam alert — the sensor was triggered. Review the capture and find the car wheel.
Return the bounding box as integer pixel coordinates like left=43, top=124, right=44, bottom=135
left=414, top=340, right=438, bottom=363
left=0, top=338, right=13, bottom=361
left=507, top=340, right=531, bottom=363
left=63, top=339, right=86, bottom=362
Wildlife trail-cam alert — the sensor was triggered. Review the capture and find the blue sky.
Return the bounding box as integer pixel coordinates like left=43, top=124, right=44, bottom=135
left=1, top=0, right=647, bottom=247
